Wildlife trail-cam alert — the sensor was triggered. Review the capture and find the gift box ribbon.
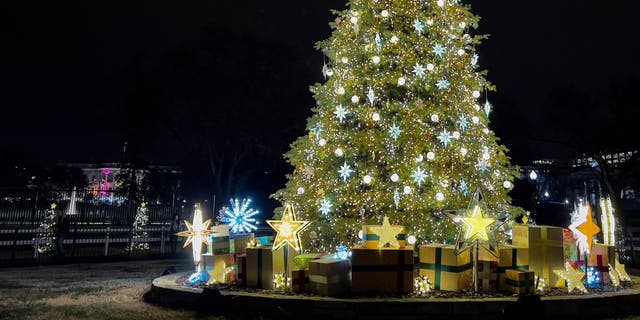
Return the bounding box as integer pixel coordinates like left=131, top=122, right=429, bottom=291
left=419, top=247, right=472, bottom=290
left=256, top=250, right=263, bottom=288
left=352, top=250, right=412, bottom=293
left=309, top=274, right=342, bottom=285
left=363, top=234, right=407, bottom=241
left=505, top=272, right=533, bottom=294
left=498, top=248, right=529, bottom=273
left=292, top=271, right=309, bottom=291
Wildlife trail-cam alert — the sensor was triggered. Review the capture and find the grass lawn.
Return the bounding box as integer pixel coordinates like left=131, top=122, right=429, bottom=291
left=0, top=258, right=223, bottom=320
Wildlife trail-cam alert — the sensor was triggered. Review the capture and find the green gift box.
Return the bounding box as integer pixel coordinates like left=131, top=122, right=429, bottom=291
left=419, top=244, right=472, bottom=291
left=498, top=246, right=529, bottom=290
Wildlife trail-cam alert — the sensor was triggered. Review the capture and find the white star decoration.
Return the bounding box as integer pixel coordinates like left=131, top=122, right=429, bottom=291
left=437, top=129, right=453, bottom=147
left=413, top=63, right=426, bottom=78
left=334, top=105, right=347, bottom=122
left=411, top=167, right=428, bottom=187
left=338, top=162, right=354, bottom=181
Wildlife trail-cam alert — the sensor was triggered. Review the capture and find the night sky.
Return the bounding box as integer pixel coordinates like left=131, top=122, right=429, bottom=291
left=2, top=1, right=640, bottom=203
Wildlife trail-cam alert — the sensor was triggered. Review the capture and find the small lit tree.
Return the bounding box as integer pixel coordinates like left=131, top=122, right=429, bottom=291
left=129, top=202, right=150, bottom=251
left=35, top=203, right=57, bottom=254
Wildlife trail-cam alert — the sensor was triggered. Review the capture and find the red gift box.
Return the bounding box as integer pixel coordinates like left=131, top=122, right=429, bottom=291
left=477, top=260, right=498, bottom=292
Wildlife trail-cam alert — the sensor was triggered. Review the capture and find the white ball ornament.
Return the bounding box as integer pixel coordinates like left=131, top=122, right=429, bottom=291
left=391, top=173, right=399, bottom=182
left=390, top=35, right=399, bottom=43
left=472, top=91, right=481, bottom=98
left=381, top=10, right=389, bottom=17
left=318, top=138, right=327, bottom=146
left=407, top=235, right=417, bottom=245
left=415, top=154, right=424, bottom=162
left=350, top=16, right=358, bottom=24
left=403, top=186, right=412, bottom=194
left=503, top=180, right=513, bottom=189
left=341, top=57, right=349, bottom=64
left=457, top=49, right=465, bottom=56
left=483, top=151, right=491, bottom=160
left=426, top=63, right=434, bottom=71
left=372, top=56, right=381, bottom=64
left=472, top=116, right=480, bottom=124
left=436, top=192, right=445, bottom=201
left=297, top=187, right=305, bottom=195
left=358, top=230, right=364, bottom=239
left=372, top=113, right=381, bottom=121
left=426, top=19, right=433, bottom=25
left=335, top=148, right=344, bottom=157
left=427, top=152, right=435, bottom=160
left=460, top=22, right=466, bottom=28
left=430, top=114, right=439, bottom=122
left=437, top=0, right=444, bottom=7
left=452, top=131, right=460, bottom=139
left=398, top=77, right=406, bottom=86
left=336, top=86, right=345, bottom=95
left=460, top=147, right=468, bottom=156
left=363, top=175, right=372, bottom=184
left=351, top=95, right=360, bottom=103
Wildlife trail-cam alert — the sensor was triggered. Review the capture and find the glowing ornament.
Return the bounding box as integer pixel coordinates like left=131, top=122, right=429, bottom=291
left=388, top=123, right=402, bottom=140
left=397, top=77, right=406, bottom=86
left=338, top=162, right=354, bottom=181
left=457, top=49, right=465, bottom=56
left=381, top=10, right=389, bottom=17
left=407, top=235, right=417, bottom=245
left=411, top=168, right=428, bottom=187
left=207, top=261, right=235, bottom=284
left=503, top=180, right=513, bottom=189
left=412, top=63, right=426, bottom=78
left=318, top=138, right=327, bottom=146
left=367, top=88, right=376, bottom=104
left=341, top=57, right=349, bottom=64
left=414, top=275, right=432, bottom=295
left=176, top=204, right=214, bottom=271
left=372, top=56, right=380, bottom=64
left=433, top=44, right=445, bottom=57
left=349, top=16, right=358, bottom=24
left=471, top=53, right=479, bottom=66
left=335, top=148, right=344, bottom=157
left=427, top=151, right=435, bottom=160
left=319, top=198, right=333, bottom=216
left=390, top=173, right=399, bottom=182
left=390, top=35, right=399, bottom=43
left=363, top=175, right=372, bottom=184
left=426, top=63, right=434, bottom=71
left=576, top=204, right=601, bottom=253
left=273, top=273, right=290, bottom=291
left=370, top=216, right=404, bottom=249
left=415, top=154, right=424, bottom=162
left=554, top=262, right=587, bottom=293
left=413, top=19, right=425, bottom=35
left=431, top=114, right=439, bottom=122
left=529, top=170, right=538, bottom=180
left=437, top=0, right=445, bottom=7
left=459, top=22, right=466, bottom=28
left=460, top=147, right=468, bottom=156
left=220, top=198, right=259, bottom=234
left=435, top=78, right=450, bottom=90
left=372, top=112, right=381, bottom=121
left=452, top=131, right=460, bottom=139
left=484, top=101, right=492, bottom=116
left=297, top=187, right=305, bottom=195
left=403, top=186, right=412, bottom=194
left=472, top=116, right=479, bottom=124
left=267, top=204, right=310, bottom=253
left=336, top=244, right=352, bottom=259
left=437, top=129, right=453, bottom=147
left=334, top=105, right=348, bottom=122
left=472, top=90, right=481, bottom=98
left=426, top=19, right=433, bottom=26
left=351, top=95, right=359, bottom=103
left=336, top=86, right=345, bottom=95
left=435, top=192, right=445, bottom=202
left=458, top=115, right=469, bottom=130
left=535, top=276, right=546, bottom=292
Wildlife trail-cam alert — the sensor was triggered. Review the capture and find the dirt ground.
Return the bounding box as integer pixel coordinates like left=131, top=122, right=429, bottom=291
left=0, top=259, right=223, bottom=320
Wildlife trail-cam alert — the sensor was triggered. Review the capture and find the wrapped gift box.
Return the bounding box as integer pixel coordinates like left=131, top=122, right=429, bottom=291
left=362, top=225, right=407, bottom=249
left=291, top=269, right=310, bottom=293
left=230, top=234, right=254, bottom=254
left=352, top=246, right=413, bottom=294
left=309, top=258, right=350, bottom=296
left=256, top=236, right=273, bottom=246
left=236, top=253, right=247, bottom=286
left=497, top=246, right=529, bottom=290
left=246, top=246, right=296, bottom=289
left=512, top=224, right=564, bottom=287
left=207, top=225, right=230, bottom=255
left=202, top=253, right=235, bottom=283
left=504, top=269, right=535, bottom=295
left=419, top=244, right=472, bottom=291
left=477, top=260, right=498, bottom=292
left=293, top=253, right=323, bottom=270
left=589, top=242, right=615, bottom=269
left=563, top=228, right=578, bottom=262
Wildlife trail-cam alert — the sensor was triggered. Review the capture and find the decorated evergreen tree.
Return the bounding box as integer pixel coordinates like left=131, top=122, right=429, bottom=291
left=274, top=0, right=521, bottom=251
left=35, top=203, right=57, bottom=254
left=129, top=202, right=150, bottom=251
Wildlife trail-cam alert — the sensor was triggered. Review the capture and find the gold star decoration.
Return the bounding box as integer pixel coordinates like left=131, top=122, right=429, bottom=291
left=576, top=204, right=601, bottom=252
left=267, top=204, right=310, bottom=253
left=207, top=261, right=235, bottom=284
left=449, top=188, right=498, bottom=255
left=461, top=205, right=495, bottom=241
left=608, top=264, right=620, bottom=287
left=176, top=205, right=214, bottom=265
left=370, top=216, right=404, bottom=249
left=554, top=261, right=587, bottom=293
left=51, top=203, right=57, bottom=209
left=613, top=253, right=631, bottom=282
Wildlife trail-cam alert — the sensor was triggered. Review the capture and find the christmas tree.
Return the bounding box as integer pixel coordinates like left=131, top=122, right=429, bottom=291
left=128, top=202, right=150, bottom=251
left=274, top=0, right=520, bottom=251
left=35, top=203, right=57, bottom=254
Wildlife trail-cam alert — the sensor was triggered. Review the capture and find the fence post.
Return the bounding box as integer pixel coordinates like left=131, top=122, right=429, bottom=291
left=33, top=235, right=39, bottom=259
left=11, top=227, right=19, bottom=260
left=160, top=226, right=165, bottom=255
left=104, top=227, right=110, bottom=256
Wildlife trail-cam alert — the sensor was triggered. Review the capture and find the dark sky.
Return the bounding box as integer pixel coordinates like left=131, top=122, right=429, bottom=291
left=2, top=0, right=640, bottom=190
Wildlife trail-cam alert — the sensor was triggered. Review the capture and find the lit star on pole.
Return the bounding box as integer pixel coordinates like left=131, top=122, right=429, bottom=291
left=267, top=204, right=310, bottom=253
left=370, top=216, right=404, bottom=249
left=411, top=167, right=427, bottom=187
left=338, top=162, right=354, bottom=181
left=449, top=188, right=499, bottom=254
left=437, top=129, right=453, bottom=147
left=334, top=104, right=348, bottom=122
left=412, top=63, right=426, bottom=78
left=460, top=204, right=495, bottom=241
left=176, top=204, right=215, bottom=270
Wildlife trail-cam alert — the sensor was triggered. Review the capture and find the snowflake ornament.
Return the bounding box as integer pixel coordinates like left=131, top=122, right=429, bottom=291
left=436, top=78, right=450, bottom=90
left=414, top=19, right=425, bottom=35
left=389, top=123, right=403, bottom=140
left=334, top=105, right=348, bottom=122
left=433, top=44, right=445, bottom=58
left=411, top=167, right=428, bottom=187
left=413, top=63, right=427, bottom=78
left=319, top=198, right=333, bottom=216
left=338, top=162, right=354, bottom=181
left=437, top=129, right=453, bottom=147
left=220, top=198, right=259, bottom=234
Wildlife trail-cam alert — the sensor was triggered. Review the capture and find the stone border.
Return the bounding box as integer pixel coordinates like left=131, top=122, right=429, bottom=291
left=146, top=272, right=640, bottom=319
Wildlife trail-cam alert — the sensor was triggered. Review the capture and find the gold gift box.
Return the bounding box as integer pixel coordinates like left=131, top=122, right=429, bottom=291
left=362, top=225, right=407, bottom=249
left=351, top=246, right=413, bottom=294
left=201, top=253, right=235, bottom=283
left=230, top=234, right=254, bottom=254
left=309, top=258, right=350, bottom=296
left=246, top=246, right=296, bottom=289
left=418, top=244, right=472, bottom=291
left=504, top=269, right=535, bottom=295
left=512, top=224, right=564, bottom=287
left=497, top=246, right=529, bottom=290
